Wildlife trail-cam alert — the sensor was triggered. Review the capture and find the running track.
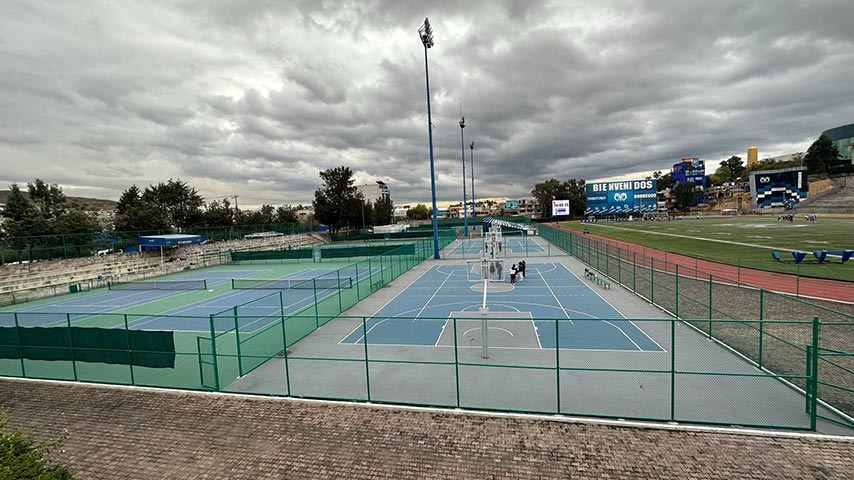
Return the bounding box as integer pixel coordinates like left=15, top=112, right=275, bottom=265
left=554, top=224, right=853, bottom=303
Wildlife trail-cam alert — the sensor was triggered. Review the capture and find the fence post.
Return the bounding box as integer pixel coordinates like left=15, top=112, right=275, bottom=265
left=14, top=313, right=25, bottom=377
left=124, top=314, right=135, bottom=385
left=617, top=246, right=621, bottom=285
left=759, top=288, right=765, bottom=368
left=233, top=306, right=243, bottom=376
left=650, top=257, right=655, bottom=304
left=362, top=317, right=371, bottom=402
left=355, top=263, right=361, bottom=300
left=280, top=291, right=291, bottom=396
left=66, top=313, right=78, bottom=381
left=675, top=265, right=679, bottom=318
left=337, top=270, right=343, bottom=313
left=809, top=316, right=819, bottom=431
left=632, top=252, right=636, bottom=292
left=555, top=318, right=561, bottom=414
left=707, top=274, right=713, bottom=337
left=313, top=279, right=319, bottom=328
left=208, top=315, right=220, bottom=390
left=670, top=317, right=676, bottom=422
left=805, top=345, right=813, bottom=415
left=453, top=317, right=460, bottom=408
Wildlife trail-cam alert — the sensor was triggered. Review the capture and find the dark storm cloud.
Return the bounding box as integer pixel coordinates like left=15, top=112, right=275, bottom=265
left=1, top=0, right=853, bottom=207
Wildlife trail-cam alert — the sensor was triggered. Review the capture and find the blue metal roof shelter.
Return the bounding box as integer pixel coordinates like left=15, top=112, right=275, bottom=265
left=138, top=234, right=206, bottom=264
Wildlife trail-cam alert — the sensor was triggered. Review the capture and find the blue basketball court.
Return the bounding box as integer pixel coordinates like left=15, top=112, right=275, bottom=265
left=340, top=262, right=663, bottom=351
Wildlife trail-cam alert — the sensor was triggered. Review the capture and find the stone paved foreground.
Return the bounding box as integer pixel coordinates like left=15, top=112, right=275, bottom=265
left=1, top=378, right=852, bottom=479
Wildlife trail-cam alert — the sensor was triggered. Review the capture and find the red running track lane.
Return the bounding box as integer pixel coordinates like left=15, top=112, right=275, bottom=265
left=554, top=225, right=853, bottom=303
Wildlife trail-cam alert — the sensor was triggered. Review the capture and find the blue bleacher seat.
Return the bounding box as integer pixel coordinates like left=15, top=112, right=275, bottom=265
left=771, top=252, right=781, bottom=261
left=791, top=251, right=807, bottom=264
left=812, top=251, right=827, bottom=263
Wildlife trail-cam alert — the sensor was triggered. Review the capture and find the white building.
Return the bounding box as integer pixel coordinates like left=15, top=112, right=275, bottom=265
left=356, top=181, right=390, bottom=204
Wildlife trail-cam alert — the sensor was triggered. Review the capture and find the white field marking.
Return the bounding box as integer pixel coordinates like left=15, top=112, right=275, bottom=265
left=537, top=264, right=574, bottom=323
left=805, top=240, right=830, bottom=244
left=555, top=263, right=665, bottom=352
left=462, top=326, right=514, bottom=337
left=350, top=267, right=455, bottom=344
left=339, top=265, right=438, bottom=342
left=591, top=224, right=803, bottom=252
left=746, top=236, right=772, bottom=239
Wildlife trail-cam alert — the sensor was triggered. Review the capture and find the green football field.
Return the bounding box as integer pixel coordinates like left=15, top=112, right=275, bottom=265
left=558, top=216, right=854, bottom=282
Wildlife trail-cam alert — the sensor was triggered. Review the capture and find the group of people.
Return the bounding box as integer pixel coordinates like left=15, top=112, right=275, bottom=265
left=509, top=260, right=526, bottom=285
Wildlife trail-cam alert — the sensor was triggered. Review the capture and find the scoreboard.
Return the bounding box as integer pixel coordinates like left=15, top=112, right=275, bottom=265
left=585, top=179, right=657, bottom=215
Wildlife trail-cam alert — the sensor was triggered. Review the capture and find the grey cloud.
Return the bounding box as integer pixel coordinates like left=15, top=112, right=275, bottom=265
left=2, top=0, right=854, bottom=207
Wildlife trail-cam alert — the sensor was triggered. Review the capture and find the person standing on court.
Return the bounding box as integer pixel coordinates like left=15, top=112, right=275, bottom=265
left=509, top=263, right=518, bottom=285
left=519, top=260, right=526, bottom=280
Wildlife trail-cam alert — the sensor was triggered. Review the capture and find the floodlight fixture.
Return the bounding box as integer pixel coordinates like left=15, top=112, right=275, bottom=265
left=419, top=18, right=434, bottom=48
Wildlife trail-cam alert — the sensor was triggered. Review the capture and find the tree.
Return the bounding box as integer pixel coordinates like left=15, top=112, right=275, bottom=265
left=113, top=202, right=170, bottom=232
left=531, top=178, right=586, bottom=219
left=116, top=185, right=143, bottom=215
left=142, top=179, right=205, bottom=229
left=274, top=205, right=298, bottom=224
left=2, top=184, right=36, bottom=222
left=312, top=166, right=361, bottom=233
left=203, top=199, right=234, bottom=227
left=27, top=179, right=66, bottom=219
left=406, top=204, right=431, bottom=220
left=373, top=197, right=394, bottom=226
left=360, top=197, right=374, bottom=228
left=0, top=411, right=73, bottom=479
left=113, top=185, right=170, bottom=231
left=656, top=172, right=673, bottom=192
left=563, top=179, right=586, bottom=217
left=2, top=181, right=98, bottom=238
left=724, top=156, right=746, bottom=181
left=531, top=178, right=568, bottom=221
left=803, top=134, right=840, bottom=175
left=674, top=181, right=699, bottom=211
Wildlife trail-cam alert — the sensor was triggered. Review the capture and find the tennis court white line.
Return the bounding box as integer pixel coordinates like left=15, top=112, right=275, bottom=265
left=338, top=265, right=438, bottom=344
left=556, top=263, right=667, bottom=353
left=537, top=263, right=574, bottom=324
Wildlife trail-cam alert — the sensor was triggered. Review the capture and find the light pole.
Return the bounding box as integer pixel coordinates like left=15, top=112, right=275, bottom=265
left=419, top=18, right=440, bottom=259
left=470, top=141, right=475, bottom=228
left=459, top=116, right=468, bottom=237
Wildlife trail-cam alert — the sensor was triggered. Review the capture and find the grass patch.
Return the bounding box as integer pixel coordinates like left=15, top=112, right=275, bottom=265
left=559, top=216, right=854, bottom=282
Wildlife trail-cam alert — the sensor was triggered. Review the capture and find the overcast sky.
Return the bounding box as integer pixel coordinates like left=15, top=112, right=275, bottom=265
left=2, top=1, right=853, bottom=208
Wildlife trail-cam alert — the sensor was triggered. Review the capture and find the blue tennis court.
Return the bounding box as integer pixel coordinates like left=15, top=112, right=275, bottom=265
left=340, top=262, right=663, bottom=351
left=1, top=266, right=378, bottom=333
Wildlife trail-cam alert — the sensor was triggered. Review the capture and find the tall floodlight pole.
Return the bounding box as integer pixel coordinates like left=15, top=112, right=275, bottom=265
left=470, top=141, right=475, bottom=227
left=459, top=116, right=468, bottom=237
left=419, top=18, right=440, bottom=259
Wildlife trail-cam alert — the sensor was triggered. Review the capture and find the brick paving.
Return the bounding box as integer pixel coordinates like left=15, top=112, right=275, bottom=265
left=1, top=378, right=852, bottom=479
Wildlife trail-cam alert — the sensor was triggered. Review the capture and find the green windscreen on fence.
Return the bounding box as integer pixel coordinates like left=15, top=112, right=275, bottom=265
left=0, top=326, right=175, bottom=368
left=231, top=249, right=313, bottom=261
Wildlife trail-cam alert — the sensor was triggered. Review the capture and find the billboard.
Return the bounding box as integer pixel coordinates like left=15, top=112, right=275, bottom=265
left=552, top=200, right=570, bottom=216
left=750, top=168, right=808, bottom=209
left=585, top=179, right=657, bottom=215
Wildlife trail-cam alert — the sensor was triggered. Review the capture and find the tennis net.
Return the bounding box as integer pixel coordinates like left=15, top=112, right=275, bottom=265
left=231, top=277, right=353, bottom=290
left=108, top=279, right=208, bottom=291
